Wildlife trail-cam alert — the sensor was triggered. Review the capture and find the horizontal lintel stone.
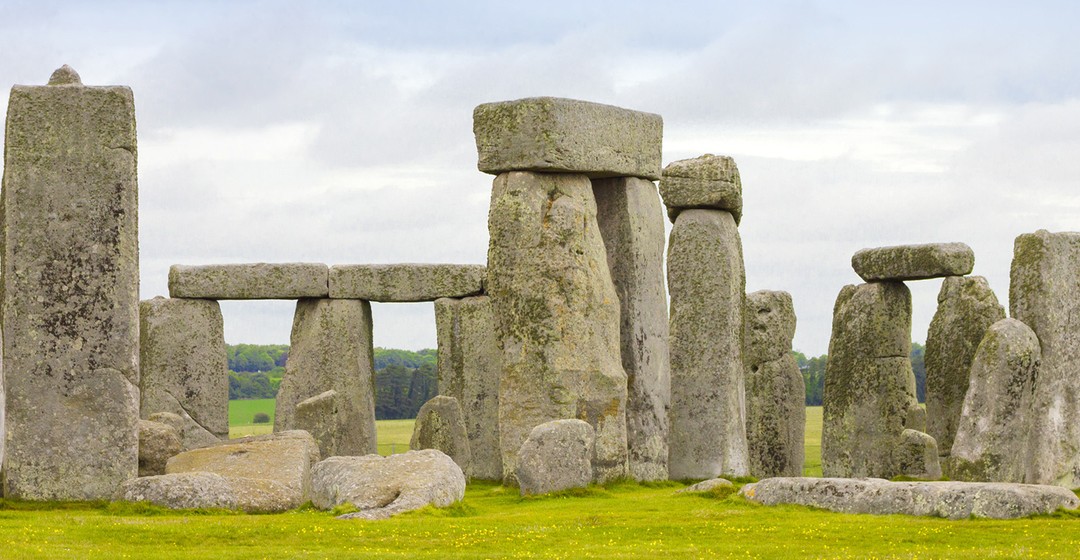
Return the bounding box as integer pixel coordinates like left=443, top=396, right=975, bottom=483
left=329, top=264, right=485, bottom=302
left=660, top=154, right=742, bottom=224
left=473, top=97, right=662, bottom=180
left=169, top=263, right=329, bottom=299
left=851, top=242, right=975, bottom=282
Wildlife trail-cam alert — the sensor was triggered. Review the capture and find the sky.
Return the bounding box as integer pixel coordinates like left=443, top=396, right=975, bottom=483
left=1, top=1, right=1079, bottom=355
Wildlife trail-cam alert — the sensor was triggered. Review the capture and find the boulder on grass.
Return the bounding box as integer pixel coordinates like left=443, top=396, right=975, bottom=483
left=138, top=420, right=182, bottom=477
left=515, top=419, right=595, bottom=496
left=119, top=472, right=299, bottom=512
left=311, top=450, right=466, bottom=520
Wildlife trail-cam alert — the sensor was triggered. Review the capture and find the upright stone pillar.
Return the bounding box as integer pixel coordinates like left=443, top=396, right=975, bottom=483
left=1010, top=230, right=1080, bottom=488
left=275, top=299, right=377, bottom=456
left=1, top=66, right=140, bottom=499
left=434, top=295, right=503, bottom=480
left=662, top=155, right=748, bottom=479
left=475, top=97, right=663, bottom=483
left=140, top=297, right=229, bottom=448
left=593, top=177, right=670, bottom=482
left=744, top=290, right=805, bottom=478
left=925, top=276, right=1004, bottom=458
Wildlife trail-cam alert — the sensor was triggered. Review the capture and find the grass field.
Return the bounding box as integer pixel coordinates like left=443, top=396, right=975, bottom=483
left=228, top=399, right=414, bottom=455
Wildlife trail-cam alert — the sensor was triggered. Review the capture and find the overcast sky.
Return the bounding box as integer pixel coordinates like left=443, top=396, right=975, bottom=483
left=2, top=1, right=1078, bottom=355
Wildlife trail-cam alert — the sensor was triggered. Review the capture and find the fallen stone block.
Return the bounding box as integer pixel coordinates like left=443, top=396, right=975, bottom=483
left=516, top=419, right=595, bottom=496
left=411, top=396, right=472, bottom=478
left=138, top=420, right=182, bottom=477
left=739, top=477, right=1079, bottom=519
left=312, top=450, right=466, bottom=520
left=329, top=264, right=485, bottom=302
left=659, top=154, right=742, bottom=224
left=119, top=472, right=299, bottom=513
left=851, top=242, right=974, bottom=282
left=168, top=263, right=328, bottom=299
left=474, top=97, right=663, bottom=180
left=677, top=478, right=734, bottom=494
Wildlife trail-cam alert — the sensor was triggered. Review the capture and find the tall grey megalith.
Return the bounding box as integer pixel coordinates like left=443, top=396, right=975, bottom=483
left=2, top=66, right=140, bottom=499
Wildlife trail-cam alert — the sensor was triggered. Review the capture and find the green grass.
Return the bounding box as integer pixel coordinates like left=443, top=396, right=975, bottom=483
left=228, top=398, right=276, bottom=427
left=804, top=406, right=822, bottom=477
left=228, top=399, right=414, bottom=455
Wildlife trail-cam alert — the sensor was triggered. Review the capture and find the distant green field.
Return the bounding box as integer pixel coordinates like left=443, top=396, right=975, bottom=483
left=804, top=406, right=822, bottom=477
left=228, top=399, right=413, bottom=455
left=228, top=398, right=275, bottom=427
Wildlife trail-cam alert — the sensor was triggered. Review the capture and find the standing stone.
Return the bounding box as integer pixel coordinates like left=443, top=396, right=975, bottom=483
left=140, top=297, right=229, bottom=443
left=486, top=171, right=628, bottom=484
left=950, top=318, right=1041, bottom=483
left=275, top=299, right=377, bottom=456
left=515, top=419, right=595, bottom=496
left=148, top=411, right=219, bottom=451
left=1010, top=230, right=1080, bottom=488
left=410, top=396, right=472, bottom=478
left=592, top=176, right=670, bottom=482
left=2, top=66, right=139, bottom=500
left=293, top=390, right=339, bottom=460
left=925, top=276, right=1005, bottom=457
left=667, top=209, right=749, bottom=479
left=896, top=429, right=942, bottom=480
left=743, top=291, right=805, bottom=478
left=822, top=282, right=929, bottom=478
left=434, top=296, right=503, bottom=480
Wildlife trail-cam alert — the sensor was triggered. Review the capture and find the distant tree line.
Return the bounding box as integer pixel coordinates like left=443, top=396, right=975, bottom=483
left=227, top=345, right=439, bottom=419
left=795, top=342, right=926, bottom=406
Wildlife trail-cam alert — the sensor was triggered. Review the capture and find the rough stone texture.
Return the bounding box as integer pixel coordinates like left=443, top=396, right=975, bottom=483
left=822, top=282, right=926, bottom=478
left=148, top=411, right=219, bottom=451
left=486, top=171, right=628, bottom=483
left=410, top=396, right=472, bottom=477
left=1011, top=230, right=1080, bottom=488
left=744, top=290, right=805, bottom=478
left=434, top=296, right=503, bottom=480
left=515, top=419, right=595, bottom=496
left=592, top=176, right=670, bottom=482
left=851, top=242, right=975, bottom=282
left=294, top=390, right=339, bottom=460
left=740, top=477, right=1079, bottom=520
left=896, top=429, right=942, bottom=479
left=677, top=478, right=734, bottom=493
left=138, top=420, right=182, bottom=477
left=168, top=263, right=328, bottom=299
left=140, top=297, right=229, bottom=442
left=659, top=154, right=742, bottom=224
left=925, top=276, right=1005, bottom=457
left=329, top=264, right=485, bottom=302
left=120, top=472, right=299, bottom=513
left=474, top=97, right=663, bottom=180
left=312, top=450, right=466, bottom=520
left=1, top=68, right=140, bottom=500
left=949, top=319, right=1041, bottom=483
left=667, top=209, right=748, bottom=479
left=275, top=299, right=377, bottom=456
left=166, top=430, right=320, bottom=509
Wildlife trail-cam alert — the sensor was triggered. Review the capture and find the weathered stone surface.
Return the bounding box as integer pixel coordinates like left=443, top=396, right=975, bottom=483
left=896, top=429, right=942, bottom=479
left=275, top=299, right=377, bottom=456
left=294, top=390, right=339, bottom=460
left=659, top=154, right=742, bottom=224
left=148, top=411, right=219, bottom=451
left=166, top=430, right=320, bottom=508
left=140, top=297, right=229, bottom=442
left=329, top=264, right=485, bottom=302
left=745, top=355, right=805, bottom=478
left=593, top=176, right=670, bottom=482
left=740, top=477, right=1079, bottom=520
left=411, top=396, right=472, bottom=478
left=950, top=319, right=1041, bottom=483
left=851, top=242, right=975, bottom=282
left=677, top=478, right=734, bottom=494
left=516, top=419, right=595, bottom=496
left=822, top=282, right=924, bottom=478
left=434, top=296, right=502, bottom=480
left=1011, top=230, right=1080, bottom=488
left=168, top=263, right=328, bottom=299
left=474, top=97, right=663, bottom=180
left=667, top=209, right=748, bottom=479
left=744, top=291, right=798, bottom=365
left=138, top=420, right=182, bottom=477
left=120, top=472, right=299, bottom=512
left=312, top=450, right=466, bottom=520
left=925, top=276, right=1005, bottom=457
left=487, top=171, right=628, bottom=483
left=2, top=68, right=139, bottom=499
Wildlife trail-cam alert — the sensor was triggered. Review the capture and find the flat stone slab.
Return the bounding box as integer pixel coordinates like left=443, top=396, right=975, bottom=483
left=739, top=477, right=1079, bottom=519
left=169, top=263, right=328, bottom=299
left=851, top=243, right=974, bottom=282
left=659, top=154, right=742, bottom=224
left=474, top=97, right=663, bottom=180
left=329, top=264, right=485, bottom=302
